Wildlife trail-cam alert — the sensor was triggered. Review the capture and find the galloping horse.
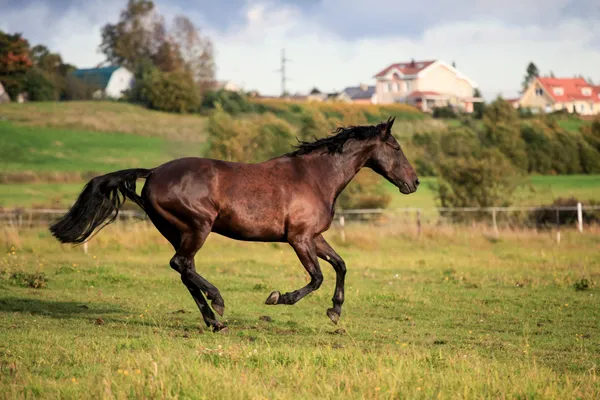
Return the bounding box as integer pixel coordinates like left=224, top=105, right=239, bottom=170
left=50, top=117, right=419, bottom=331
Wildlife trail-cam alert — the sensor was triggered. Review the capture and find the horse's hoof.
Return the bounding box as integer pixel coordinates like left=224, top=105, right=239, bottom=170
left=327, top=308, right=340, bottom=325
left=212, top=322, right=228, bottom=333
left=212, top=301, right=225, bottom=317
left=265, top=291, right=280, bottom=305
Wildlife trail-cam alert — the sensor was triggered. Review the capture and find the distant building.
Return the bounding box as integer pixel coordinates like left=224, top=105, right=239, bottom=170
left=0, top=82, right=10, bottom=103
left=212, top=80, right=241, bottom=92
left=373, top=59, right=482, bottom=113
left=505, top=98, right=521, bottom=109
left=519, top=77, right=600, bottom=115
left=71, top=66, right=134, bottom=99
left=341, top=83, right=377, bottom=104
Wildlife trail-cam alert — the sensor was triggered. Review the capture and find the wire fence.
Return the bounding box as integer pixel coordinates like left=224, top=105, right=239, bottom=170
left=334, top=203, right=600, bottom=242
left=2, top=204, right=599, bottom=232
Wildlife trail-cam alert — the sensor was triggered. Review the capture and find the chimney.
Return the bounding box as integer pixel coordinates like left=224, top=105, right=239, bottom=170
left=410, top=59, right=416, bottom=67
left=452, top=61, right=456, bottom=68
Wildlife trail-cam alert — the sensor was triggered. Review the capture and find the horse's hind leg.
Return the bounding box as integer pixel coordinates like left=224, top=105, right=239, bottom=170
left=145, top=206, right=225, bottom=331
left=170, top=220, right=227, bottom=330
left=315, top=235, right=346, bottom=325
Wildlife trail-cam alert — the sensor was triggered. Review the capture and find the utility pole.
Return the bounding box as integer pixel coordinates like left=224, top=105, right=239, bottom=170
left=277, top=48, right=291, bottom=97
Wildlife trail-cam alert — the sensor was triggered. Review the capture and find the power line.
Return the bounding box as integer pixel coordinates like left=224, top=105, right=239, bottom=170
left=276, top=48, right=291, bottom=97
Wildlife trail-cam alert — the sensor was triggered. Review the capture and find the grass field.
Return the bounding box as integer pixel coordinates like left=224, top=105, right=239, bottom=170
left=0, top=101, right=209, bottom=142
left=0, top=224, right=598, bottom=398
left=0, top=121, right=206, bottom=175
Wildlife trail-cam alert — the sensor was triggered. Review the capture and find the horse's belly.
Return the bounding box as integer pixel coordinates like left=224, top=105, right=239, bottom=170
left=212, top=207, right=286, bottom=242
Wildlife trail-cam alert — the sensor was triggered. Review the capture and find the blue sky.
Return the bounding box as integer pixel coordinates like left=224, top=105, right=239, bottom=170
left=1, top=0, right=599, bottom=99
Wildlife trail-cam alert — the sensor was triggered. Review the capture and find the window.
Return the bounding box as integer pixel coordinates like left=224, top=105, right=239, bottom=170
left=580, top=104, right=585, bottom=112
left=535, top=87, right=544, bottom=96
left=387, top=82, right=393, bottom=92
left=553, top=87, right=563, bottom=96
left=582, top=88, right=592, bottom=96
left=392, top=82, right=399, bottom=92
left=406, top=80, right=412, bottom=92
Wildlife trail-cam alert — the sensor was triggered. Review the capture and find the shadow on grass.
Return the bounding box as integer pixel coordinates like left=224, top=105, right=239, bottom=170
left=0, top=296, right=124, bottom=318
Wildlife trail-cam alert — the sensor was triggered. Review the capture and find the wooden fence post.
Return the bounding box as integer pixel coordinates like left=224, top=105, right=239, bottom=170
left=556, top=208, right=561, bottom=244
left=492, top=208, right=499, bottom=239
left=339, top=214, right=345, bottom=243
left=577, top=202, right=583, bottom=233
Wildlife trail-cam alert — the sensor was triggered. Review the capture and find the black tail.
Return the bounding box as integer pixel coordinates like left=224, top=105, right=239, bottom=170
left=49, top=168, right=153, bottom=244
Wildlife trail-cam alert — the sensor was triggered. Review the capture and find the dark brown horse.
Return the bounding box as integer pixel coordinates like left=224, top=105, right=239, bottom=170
left=50, top=117, right=418, bottom=331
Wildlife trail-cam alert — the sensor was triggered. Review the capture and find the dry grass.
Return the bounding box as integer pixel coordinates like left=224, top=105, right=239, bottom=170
left=0, top=101, right=208, bottom=142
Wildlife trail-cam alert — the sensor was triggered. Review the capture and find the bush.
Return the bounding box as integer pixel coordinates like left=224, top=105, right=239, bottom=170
left=436, top=148, right=524, bottom=221
left=202, top=89, right=254, bottom=114
left=24, top=67, right=58, bottom=101
left=432, top=105, right=457, bottom=119
left=206, top=105, right=297, bottom=163
left=132, top=66, right=200, bottom=113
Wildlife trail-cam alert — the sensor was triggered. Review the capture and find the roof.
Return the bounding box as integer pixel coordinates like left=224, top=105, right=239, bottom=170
left=374, top=60, right=436, bottom=78
left=71, top=66, right=120, bottom=89
left=536, top=77, right=600, bottom=102
left=342, top=85, right=375, bottom=100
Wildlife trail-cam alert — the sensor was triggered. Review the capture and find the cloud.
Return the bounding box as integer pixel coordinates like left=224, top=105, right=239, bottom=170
left=1, top=0, right=599, bottom=101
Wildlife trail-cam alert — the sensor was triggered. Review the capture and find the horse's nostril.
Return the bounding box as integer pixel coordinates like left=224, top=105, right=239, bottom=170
left=415, top=178, right=420, bottom=187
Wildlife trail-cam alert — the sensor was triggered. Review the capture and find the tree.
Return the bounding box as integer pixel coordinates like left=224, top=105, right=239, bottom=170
left=171, top=16, right=215, bottom=87
left=473, top=88, right=485, bottom=119
left=99, top=0, right=160, bottom=72
left=480, top=97, right=528, bottom=171
left=0, top=31, right=33, bottom=99
left=521, top=62, right=539, bottom=93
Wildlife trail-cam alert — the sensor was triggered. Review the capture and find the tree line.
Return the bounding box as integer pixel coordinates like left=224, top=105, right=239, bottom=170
left=0, top=0, right=217, bottom=111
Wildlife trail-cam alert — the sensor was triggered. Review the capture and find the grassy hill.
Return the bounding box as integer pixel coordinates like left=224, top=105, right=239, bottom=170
left=0, top=100, right=598, bottom=209
left=0, top=101, right=209, bottom=142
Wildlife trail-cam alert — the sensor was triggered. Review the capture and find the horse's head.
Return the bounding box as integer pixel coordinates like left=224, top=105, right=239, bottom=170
left=366, top=117, right=419, bottom=194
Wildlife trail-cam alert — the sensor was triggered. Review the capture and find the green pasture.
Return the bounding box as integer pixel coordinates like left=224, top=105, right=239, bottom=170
left=0, top=225, right=598, bottom=398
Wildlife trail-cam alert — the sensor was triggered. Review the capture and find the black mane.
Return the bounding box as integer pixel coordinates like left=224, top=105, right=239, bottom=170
left=288, top=122, right=385, bottom=156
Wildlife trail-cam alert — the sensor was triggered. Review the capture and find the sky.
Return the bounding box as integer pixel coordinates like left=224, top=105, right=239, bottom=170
left=1, top=0, right=599, bottom=100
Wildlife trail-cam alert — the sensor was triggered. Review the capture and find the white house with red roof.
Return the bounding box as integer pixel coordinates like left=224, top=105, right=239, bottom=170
left=519, top=77, right=600, bottom=115
left=373, top=59, right=482, bottom=113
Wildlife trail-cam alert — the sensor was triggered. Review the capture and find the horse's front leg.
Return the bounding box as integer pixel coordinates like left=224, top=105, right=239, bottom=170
left=265, top=236, right=323, bottom=305
left=314, top=235, right=346, bottom=324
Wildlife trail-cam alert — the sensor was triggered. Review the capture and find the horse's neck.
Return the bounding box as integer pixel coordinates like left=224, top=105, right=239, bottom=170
left=310, top=143, right=375, bottom=204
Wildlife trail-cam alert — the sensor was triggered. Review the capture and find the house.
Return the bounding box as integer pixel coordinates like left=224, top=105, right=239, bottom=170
left=213, top=80, right=241, bottom=92
left=0, top=82, right=10, bottom=103
left=373, top=59, right=482, bottom=113
left=326, top=91, right=352, bottom=103
left=307, top=88, right=327, bottom=102
left=305, top=87, right=352, bottom=103
left=519, top=77, right=600, bottom=115
left=341, top=83, right=377, bottom=104
left=71, top=66, right=134, bottom=99
left=505, top=98, right=521, bottom=109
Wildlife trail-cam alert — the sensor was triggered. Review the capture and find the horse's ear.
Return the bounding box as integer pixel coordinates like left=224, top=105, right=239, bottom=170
left=380, top=116, right=395, bottom=138
left=387, top=116, right=395, bottom=130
